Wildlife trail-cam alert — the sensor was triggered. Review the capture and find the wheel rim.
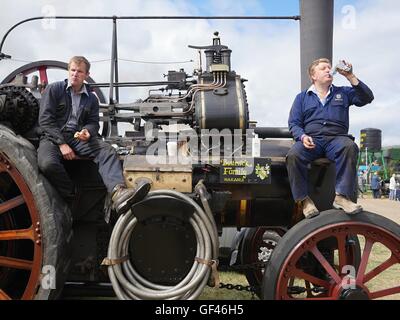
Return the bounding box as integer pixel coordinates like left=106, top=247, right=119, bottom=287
left=275, top=222, right=400, bottom=300
left=0, top=153, right=42, bottom=300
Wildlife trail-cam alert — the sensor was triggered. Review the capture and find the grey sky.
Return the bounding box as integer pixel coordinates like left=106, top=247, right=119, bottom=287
left=0, top=0, right=399, bottom=146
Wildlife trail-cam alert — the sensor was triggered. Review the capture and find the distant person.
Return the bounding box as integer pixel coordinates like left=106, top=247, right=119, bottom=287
left=371, top=172, right=381, bottom=199
left=286, top=58, right=374, bottom=218
left=389, top=174, right=397, bottom=200
left=357, top=171, right=366, bottom=198
left=395, top=181, right=400, bottom=202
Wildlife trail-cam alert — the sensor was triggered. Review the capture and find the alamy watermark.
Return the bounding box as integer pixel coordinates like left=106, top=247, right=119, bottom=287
left=341, top=264, right=356, bottom=290
left=341, top=5, right=356, bottom=30
left=41, top=5, right=56, bottom=30
left=144, top=122, right=259, bottom=173
left=41, top=265, right=56, bottom=289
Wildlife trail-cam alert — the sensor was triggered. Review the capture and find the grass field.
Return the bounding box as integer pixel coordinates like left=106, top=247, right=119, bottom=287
left=357, top=236, right=400, bottom=300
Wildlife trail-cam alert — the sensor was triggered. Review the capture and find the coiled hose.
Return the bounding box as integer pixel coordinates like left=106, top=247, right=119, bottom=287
left=106, top=183, right=219, bottom=300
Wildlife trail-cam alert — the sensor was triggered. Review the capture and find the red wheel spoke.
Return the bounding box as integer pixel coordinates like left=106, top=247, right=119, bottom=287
left=310, top=246, right=342, bottom=284
left=336, top=234, right=348, bottom=274
left=0, top=227, right=35, bottom=241
left=38, top=66, right=48, bottom=84
left=356, top=238, right=374, bottom=285
left=0, top=195, right=26, bottom=216
left=363, top=255, right=397, bottom=284
left=370, top=286, right=400, bottom=299
left=0, top=255, right=33, bottom=270
left=292, top=268, right=331, bottom=288
left=0, top=289, right=12, bottom=300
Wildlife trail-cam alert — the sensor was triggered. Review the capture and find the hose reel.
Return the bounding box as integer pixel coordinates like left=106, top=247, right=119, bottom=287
left=104, top=184, right=219, bottom=300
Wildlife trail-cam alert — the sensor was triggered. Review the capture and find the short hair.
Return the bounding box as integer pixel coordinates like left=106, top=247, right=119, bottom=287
left=308, top=58, right=331, bottom=80
left=68, top=56, right=91, bottom=73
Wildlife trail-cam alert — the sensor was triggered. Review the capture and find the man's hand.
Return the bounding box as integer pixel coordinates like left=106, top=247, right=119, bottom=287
left=59, top=144, right=76, bottom=160
left=302, top=135, right=316, bottom=149
left=74, top=128, right=91, bottom=142
left=337, top=60, right=359, bottom=86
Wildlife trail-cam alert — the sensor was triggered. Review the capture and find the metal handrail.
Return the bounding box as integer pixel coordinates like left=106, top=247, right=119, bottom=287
left=0, top=15, right=300, bottom=57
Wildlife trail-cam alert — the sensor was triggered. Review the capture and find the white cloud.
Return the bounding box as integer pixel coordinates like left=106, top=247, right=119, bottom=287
left=333, top=0, right=400, bottom=146
left=0, top=0, right=399, bottom=146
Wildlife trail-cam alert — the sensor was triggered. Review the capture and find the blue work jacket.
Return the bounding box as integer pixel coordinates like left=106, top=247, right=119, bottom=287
left=371, top=175, right=381, bottom=190
left=288, top=80, right=374, bottom=141
left=39, top=80, right=100, bottom=145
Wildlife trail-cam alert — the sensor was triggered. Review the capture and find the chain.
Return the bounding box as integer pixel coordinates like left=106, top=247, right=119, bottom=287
left=218, top=282, right=257, bottom=299
left=217, top=260, right=329, bottom=297
left=210, top=261, right=267, bottom=299
left=217, top=282, right=327, bottom=297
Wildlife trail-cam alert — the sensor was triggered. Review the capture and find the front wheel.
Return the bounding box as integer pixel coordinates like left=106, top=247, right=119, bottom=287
left=240, top=227, right=282, bottom=297
left=263, top=209, right=400, bottom=300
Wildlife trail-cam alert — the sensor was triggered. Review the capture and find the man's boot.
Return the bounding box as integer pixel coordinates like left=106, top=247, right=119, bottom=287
left=301, top=196, right=320, bottom=219
left=332, top=194, right=363, bottom=215
left=112, top=178, right=152, bottom=216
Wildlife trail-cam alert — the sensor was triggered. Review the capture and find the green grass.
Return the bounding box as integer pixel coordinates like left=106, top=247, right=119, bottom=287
left=358, top=236, right=400, bottom=300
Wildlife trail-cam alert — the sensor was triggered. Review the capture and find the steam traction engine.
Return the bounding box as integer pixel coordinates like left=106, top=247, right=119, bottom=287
left=0, top=30, right=399, bottom=300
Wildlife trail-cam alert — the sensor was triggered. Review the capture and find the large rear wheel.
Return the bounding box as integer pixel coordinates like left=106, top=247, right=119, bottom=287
left=0, top=125, right=72, bottom=299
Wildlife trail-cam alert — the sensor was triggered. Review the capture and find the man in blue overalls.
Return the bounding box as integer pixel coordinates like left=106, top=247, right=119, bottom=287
left=38, top=56, right=151, bottom=217
left=287, top=58, right=374, bottom=218
left=371, top=172, right=381, bottom=199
